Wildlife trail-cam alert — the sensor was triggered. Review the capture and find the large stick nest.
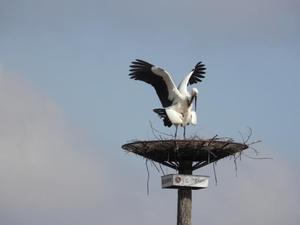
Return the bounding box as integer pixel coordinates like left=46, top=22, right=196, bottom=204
left=122, top=137, right=249, bottom=171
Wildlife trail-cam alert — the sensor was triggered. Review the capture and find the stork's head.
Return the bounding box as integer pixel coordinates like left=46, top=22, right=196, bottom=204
left=191, top=87, right=198, bottom=96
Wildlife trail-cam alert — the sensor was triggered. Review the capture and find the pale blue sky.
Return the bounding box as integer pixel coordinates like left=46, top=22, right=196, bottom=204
left=1, top=0, right=300, bottom=224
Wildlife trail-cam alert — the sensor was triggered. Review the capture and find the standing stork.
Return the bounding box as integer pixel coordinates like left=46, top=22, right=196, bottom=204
left=129, top=59, right=206, bottom=139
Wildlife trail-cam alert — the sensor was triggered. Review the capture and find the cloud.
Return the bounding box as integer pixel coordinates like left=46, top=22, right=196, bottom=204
left=0, top=65, right=110, bottom=223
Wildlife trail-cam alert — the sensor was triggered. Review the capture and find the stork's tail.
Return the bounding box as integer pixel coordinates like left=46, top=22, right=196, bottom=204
left=153, top=108, right=172, bottom=127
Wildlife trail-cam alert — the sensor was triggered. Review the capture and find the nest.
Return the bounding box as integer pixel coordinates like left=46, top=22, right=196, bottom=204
left=122, top=138, right=249, bottom=171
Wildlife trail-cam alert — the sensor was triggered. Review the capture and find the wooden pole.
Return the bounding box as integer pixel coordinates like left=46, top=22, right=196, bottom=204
left=177, top=161, right=193, bottom=225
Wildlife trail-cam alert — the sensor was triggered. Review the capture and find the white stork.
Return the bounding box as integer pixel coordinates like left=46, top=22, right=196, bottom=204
left=129, top=59, right=206, bottom=139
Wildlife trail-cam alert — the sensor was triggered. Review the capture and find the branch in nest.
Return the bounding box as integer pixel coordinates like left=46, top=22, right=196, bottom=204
left=146, top=159, right=150, bottom=195
left=239, top=127, right=253, bottom=144
left=248, top=140, right=262, bottom=146
left=241, top=151, right=273, bottom=160
left=149, top=120, right=172, bottom=140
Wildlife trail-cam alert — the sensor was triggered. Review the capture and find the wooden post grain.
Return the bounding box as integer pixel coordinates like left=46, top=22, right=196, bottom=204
left=177, top=161, right=193, bottom=225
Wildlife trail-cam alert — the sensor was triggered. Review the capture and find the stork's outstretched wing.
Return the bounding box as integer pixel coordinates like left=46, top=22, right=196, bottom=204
left=129, top=59, right=181, bottom=108
left=177, top=61, right=206, bottom=95
left=188, top=62, right=206, bottom=85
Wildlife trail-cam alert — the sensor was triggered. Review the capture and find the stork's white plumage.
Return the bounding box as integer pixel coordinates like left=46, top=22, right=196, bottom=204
left=129, top=59, right=206, bottom=139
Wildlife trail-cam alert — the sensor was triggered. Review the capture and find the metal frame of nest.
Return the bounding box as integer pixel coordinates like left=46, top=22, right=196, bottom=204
left=122, top=137, right=249, bottom=171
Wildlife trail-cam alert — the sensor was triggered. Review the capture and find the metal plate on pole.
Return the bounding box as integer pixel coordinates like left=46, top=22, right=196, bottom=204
left=162, top=174, right=209, bottom=189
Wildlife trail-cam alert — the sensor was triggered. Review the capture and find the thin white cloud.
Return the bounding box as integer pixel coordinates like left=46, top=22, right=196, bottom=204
left=0, top=65, right=108, bottom=217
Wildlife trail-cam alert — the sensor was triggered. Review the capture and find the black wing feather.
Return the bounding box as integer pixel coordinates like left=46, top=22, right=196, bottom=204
left=129, top=59, right=173, bottom=107
left=153, top=109, right=172, bottom=127
left=188, top=62, right=206, bottom=85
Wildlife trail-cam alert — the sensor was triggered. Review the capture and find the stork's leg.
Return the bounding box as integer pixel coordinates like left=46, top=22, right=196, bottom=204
left=183, top=126, right=186, bottom=139
left=174, top=125, right=178, bottom=139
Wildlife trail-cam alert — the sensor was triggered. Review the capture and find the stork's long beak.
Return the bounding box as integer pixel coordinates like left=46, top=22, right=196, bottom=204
left=189, top=94, right=197, bottom=111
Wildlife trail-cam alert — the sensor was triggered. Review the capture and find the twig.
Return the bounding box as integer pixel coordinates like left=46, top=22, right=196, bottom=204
left=248, top=140, right=261, bottom=146
left=150, top=160, right=160, bottom=172
left=213, top=162, right=217, bottom=186
left=159, top=163, right=165, bottom=176
left=149, top=120, right=172, bottom=139
left=146, top=159, right=150, bottom=195
left=239, top=127, right=253, bottom=144
left=238, top=131, right=245, bottom=143
left=242, top=151, right=273, bottom=160
left=244, top=127, right=252, bottom=144
left=234, top=154, right=238, bottom=177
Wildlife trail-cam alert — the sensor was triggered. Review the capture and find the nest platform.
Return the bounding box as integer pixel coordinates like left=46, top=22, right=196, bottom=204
left=122, top=139, right=248, bottom=171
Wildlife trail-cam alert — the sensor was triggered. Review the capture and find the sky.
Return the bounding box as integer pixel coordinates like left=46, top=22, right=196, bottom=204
left=0, top=0, right=300, bottom=224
